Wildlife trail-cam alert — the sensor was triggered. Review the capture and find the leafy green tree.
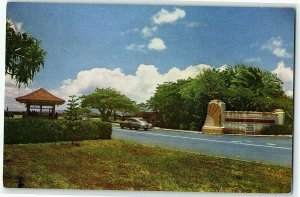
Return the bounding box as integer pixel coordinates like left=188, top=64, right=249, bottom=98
left=81, top=88, right=136, bottom=121
left=148, top=80, right=188, bottom=129
left=6, top=20, right=46, bottom=87
left=223, top=65, right=284, bottom=111
left=148, top=64, right=292, bottom=131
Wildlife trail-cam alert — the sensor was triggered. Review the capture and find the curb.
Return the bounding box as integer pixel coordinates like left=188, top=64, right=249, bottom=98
left=113, top=124, right=292, bottom=138
left=152, top=127, right=201, bottom=134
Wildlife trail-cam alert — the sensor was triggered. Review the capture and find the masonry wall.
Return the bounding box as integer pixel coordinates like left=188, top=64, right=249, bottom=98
left=202, top=99, right=284, bottom=135
left=223, top=111, right=277, bottom=135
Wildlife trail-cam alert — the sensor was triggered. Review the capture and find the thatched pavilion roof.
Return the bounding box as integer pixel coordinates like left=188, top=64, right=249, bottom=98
left=15, top=88, right=65, bottom=105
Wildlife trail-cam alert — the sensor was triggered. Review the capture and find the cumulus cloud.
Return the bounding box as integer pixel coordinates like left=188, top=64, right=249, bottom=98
left=7, top=19, right=23, bottom=32
left=217, top=64, right=229, bottom=72
left=244, top=57, right=261, bottom=64
left=53, top=64, right=213, bottom=104
left=5, top=75, right=34, bottom=111
left=125, top=44, right=145, bottom=51
left=271, top=61, right=294, bottom=97
left=272, top=61, right=293, bottom=83
left=141, top=26, right=158, bottom=37
left=147, top=37, right=166, bottom=51
left=261, top=37, right=293, bottom=58
left=152, top=8, right=186, bottom=25
left=285, top=90, right=293, bottom=97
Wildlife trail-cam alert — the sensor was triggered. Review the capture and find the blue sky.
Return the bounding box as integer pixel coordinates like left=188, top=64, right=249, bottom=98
left=5, top=3, right=295, bottom=110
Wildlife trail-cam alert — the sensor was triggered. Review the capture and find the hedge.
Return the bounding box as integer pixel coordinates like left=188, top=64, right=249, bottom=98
left=4, top=119, right=112, bottom=144
left=261, top=124, right=293, bottom=135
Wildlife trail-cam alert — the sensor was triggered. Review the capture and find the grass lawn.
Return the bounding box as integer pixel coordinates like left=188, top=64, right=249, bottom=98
left=3, top=139, right=291, bottom=193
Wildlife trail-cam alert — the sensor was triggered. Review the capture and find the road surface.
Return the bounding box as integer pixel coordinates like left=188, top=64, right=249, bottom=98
left=112, top=126, right=293, bottom=167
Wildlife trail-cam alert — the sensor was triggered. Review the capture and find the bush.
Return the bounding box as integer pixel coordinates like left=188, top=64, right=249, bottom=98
left=4, top=119, right=112, bottom=144
left=261, top=124, right=293, bottom=135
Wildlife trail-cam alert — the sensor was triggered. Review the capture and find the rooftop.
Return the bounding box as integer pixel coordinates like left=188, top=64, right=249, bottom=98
left=15, top=88, right=65, bottom=105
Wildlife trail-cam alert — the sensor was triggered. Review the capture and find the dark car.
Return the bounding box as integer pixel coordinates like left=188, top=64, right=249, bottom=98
left=120, top=117, right=152, bottom=130
left=4, top=110, right=14, bottom=118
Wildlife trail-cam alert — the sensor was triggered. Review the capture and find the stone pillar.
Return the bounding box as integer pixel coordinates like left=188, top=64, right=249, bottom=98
left=274, top=109, right=285, bottom=125
left=202, top=99, right=226, bottom=134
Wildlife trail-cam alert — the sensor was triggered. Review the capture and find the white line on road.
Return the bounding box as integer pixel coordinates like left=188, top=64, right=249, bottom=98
left=116, top=129, right=292, bottom=150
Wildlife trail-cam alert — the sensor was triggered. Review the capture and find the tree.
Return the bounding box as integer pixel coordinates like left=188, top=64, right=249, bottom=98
left=81, top=88, right=136, bottom=121
left=223, top=65, right=284, bottom=111
left=6, top=20, right=46, bottom=87
left=64, top=95, right=82, bottom=145
left=148, top=64, right=292, bottom=131
left=64, top=95, right=82, bottom=122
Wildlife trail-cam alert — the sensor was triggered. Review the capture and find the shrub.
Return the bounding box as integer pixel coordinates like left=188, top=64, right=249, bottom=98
left=4, top=119, right=112, bottom=144
left=261, top=124, right=293, bottom=135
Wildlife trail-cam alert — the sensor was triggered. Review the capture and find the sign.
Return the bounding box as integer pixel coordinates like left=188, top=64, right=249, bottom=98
left=245, top=124, right=255, bottom=132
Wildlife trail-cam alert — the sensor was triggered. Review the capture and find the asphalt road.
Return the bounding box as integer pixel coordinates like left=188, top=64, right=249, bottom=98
left=112, top=126, right=293, bottom=167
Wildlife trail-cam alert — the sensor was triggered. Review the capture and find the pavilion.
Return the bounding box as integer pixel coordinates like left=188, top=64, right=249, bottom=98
left=15, top=88, right=65, bottom=118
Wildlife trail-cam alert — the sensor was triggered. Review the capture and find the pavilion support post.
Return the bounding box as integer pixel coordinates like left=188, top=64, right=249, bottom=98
left=52, top=105, right=55, bottom=117
left=26, top=104, right=30, bottom=116
left=40, top=105, right=42, bottom=116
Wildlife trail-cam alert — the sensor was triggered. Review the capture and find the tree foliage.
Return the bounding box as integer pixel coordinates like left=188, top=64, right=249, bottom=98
left=148, top=64, right=293, bottom=130
left=64, top=95, right=84, bottom=145
left=64, top=95, right=82, bottom=122
left=6, top=20, right=46, bottom=87
left=81, top=88, right=137, bottom=121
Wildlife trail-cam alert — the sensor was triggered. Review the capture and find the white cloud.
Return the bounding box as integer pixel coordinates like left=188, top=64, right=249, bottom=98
left=7, top=19, right=23, bottom=32
left=147, top=37, right=166, bottom=51
left=217, top=64, right=229, bottom=72
left=244, top=57, right=262, bottom=64
left=272, top=61, right=293, bottom=83
left=186, top=21, right=199, bottom=28
left=7, top=61, right=294, bottom=111
left=5, top=75, right=34, bottom=111
left=261, top=37, right=293, bottom=58
left=152, top=8, right=186, bottom=25
left=285, top=90, right=293, bottom=97
left=141, top=26, right=158, bottom=37
left=272, top=48, right=292, bottom=59
left=271, top=61, right=294, bottom=97
left=125, top=44, right=145, bottom=51
left=50, top=64, right=213, bottom=105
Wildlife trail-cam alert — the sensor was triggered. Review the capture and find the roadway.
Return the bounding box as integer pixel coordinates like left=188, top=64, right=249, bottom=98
left=112, top=126, right=293, bottom=167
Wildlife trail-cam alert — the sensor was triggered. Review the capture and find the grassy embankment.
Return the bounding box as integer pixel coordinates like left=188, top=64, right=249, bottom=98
left=3, top=139, right=291, bottom=193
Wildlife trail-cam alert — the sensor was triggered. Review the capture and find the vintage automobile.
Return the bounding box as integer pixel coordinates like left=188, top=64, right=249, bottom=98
left=120, top=117, right=152, bottom=130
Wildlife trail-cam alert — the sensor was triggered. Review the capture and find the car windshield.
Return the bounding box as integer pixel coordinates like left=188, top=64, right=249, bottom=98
left=136, top=118, right=147, bottom=122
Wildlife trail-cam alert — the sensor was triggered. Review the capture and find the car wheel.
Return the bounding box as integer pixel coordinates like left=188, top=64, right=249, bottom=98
left=129, top=126, right=132, bottom=130
left=120, top=125, right=124, bottom=129
left=144, top=128, right=148, bottom=131
left=134, top=127, right=139, bottom=130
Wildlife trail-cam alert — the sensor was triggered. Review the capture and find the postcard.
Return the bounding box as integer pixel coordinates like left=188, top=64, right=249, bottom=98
left=4, top=2, right=295, bottom=193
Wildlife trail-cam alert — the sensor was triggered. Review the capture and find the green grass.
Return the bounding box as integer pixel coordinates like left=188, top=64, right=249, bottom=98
left=3, top=139, right=291, bottom=192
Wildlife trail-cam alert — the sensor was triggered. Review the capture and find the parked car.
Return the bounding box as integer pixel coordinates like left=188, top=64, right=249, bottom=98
left=4, top=110, right=14, bottom=118
left=120, top=117, right=152, bottom=130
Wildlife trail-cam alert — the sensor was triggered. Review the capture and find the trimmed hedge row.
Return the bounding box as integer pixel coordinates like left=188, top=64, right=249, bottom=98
left=4, top=119, right=112, bottom=144
left=261, top=124, right=293, bottom=135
